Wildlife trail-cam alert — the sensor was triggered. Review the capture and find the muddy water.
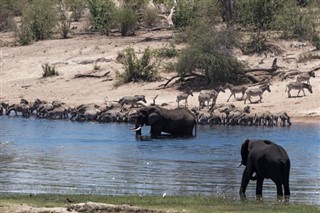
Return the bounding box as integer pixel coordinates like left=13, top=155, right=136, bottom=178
left=0, top=117, right=319, bottom=205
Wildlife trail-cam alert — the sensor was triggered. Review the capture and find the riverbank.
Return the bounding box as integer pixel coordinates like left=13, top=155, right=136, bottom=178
left=1, top=30, right=320, bottom=122
left=0, top=194, right=319, bottom=213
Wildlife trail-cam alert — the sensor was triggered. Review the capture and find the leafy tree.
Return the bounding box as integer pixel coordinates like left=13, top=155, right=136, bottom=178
left=176, top=22, right=244, bottom=85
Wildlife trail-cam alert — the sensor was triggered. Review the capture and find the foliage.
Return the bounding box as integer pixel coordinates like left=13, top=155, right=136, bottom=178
left=173, top=0, right=197, bottom=29
left=88, top=0, right=116, bottom=35
left=115, top=6, right=138, bottom=36
left=311, top=34, right=320, bottom=50
left=65, top=0, right=87, bottom=21
left=115, top=47, right=160, bottom=86
left=14, top=22, right=33, bottom=45
left=20, top=0, right=58, bottom=41
left=241, top=32, right=268, bottom=55
left=155, top=43, right=178, bottom=58
left=42, top=63, right=59, bottom=78
left=58, top=0, right=71, bottom=39
left=0, top=8, right=14, bottom=31
left=274, top=3, right=316, bottom=40
left=142, top=7, right=158, bottom=27
left=176, top=24, right=244, bottom=85
left=0, top=0, right=29, bottom=16
left=234, top=0, right=286, bottom=31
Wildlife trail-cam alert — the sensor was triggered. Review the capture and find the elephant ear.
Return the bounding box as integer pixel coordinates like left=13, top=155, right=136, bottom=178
left=147, top=112, right=161, bottom=125
left=241, top=139, right=250, bottom=166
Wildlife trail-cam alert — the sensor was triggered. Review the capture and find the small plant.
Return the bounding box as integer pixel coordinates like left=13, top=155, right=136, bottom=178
left=42, top=63, right=59, bottom=78
left=156, top=43, right=178, bottom=58
left=114, top=47, right=160, bottom=87
left=93, top=63, right=101, bottom=70
left=142, top=7, right=158, bottom=27
left=14, top=22, right=33, bottom=45
left=312, top=34, right=320, bottom=50
left=162, top=61, right=176, bottom=73
left=297, top=52, right=320, bottom=63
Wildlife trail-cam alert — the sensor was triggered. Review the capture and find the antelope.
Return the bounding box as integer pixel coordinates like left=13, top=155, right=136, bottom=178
left=296, top=70, right=315, bottom=84
left=224, top=83, right=248, bottom=102
left=244, top=84, right=271, bottom=104
left=285, top=82, right=312, bottom=98
left=177, top=90, right=193, bottom=107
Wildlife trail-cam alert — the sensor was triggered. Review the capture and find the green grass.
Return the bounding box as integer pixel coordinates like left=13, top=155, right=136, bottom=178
left=0, top=194, right=319, bottom=213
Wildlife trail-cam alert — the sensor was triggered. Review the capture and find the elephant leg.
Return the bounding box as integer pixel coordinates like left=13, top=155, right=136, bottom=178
left=275, top=181, right=283, bottom=197
left=256, top=176, right=264, bottom=197
left=240, top=167, right=254, bottom=200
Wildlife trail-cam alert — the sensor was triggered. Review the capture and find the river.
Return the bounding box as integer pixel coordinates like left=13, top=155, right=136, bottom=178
left=0, top=117, right=319, bottom=205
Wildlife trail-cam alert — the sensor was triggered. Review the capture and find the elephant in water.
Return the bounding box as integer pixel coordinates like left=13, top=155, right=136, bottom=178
left=131, top=106, right=196, bottom=138
left=239, top=139, right=290, bottom=200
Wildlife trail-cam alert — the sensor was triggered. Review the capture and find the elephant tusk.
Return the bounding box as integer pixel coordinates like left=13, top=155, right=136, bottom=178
left=130, top=126, right=142, bottom=132
left=237, top=163, right=243, bottom=168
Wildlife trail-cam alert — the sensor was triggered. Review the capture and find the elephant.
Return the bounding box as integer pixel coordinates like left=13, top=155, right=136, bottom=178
left=239, top=139, right=290, bottom=200
left=132, top=106, right=197, bottom=138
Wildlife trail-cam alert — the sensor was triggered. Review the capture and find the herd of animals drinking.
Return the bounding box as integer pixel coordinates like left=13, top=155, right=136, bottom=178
left=0, top=70, right=316, bottom=201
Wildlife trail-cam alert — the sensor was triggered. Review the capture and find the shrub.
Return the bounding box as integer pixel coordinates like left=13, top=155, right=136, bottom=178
left=142, top=7, right=158, bottom=27
left=155, top=43, right=178, bottom=58
left=21, top=0, right=58, bottom=41
left=14, top=22, right=33, bottom=45
left=42, top=63, right=59, bottom=78
left=234, top=0, right=286, bottom=31
left=115, top=7, right=138, bottom=36
left=274, top=4, right=315, bottom=40
left=0, top=8, right=14, bottom=31
left=88, top=0, right=116, bottom=35
left=115, top=47, right=160, bottom=86
left=312, top=34, right=320, bottom=50
left=241, top=32, right=268, bottom=55
left=65, top=0, right=87, bottom=21
left=173, top=1, right=197, bottom=28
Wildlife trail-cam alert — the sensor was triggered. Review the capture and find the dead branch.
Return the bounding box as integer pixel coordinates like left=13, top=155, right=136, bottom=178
left=158, top=72, right=205, bottom=89
left=74, top=71, right=110, bottom=79
left=245, top=58, right=279, bottom=73
left=139, top=35, right=173, bottom=42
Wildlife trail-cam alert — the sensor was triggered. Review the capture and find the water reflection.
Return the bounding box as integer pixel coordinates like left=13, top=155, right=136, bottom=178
left=0, top=117, right=319, bottom=205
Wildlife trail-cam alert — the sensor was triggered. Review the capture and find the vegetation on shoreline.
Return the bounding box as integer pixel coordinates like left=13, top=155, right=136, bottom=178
left=0, top=194, right=319, bottom=213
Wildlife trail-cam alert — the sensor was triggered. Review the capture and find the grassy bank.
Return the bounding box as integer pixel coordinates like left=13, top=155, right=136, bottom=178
left=0, top=194, right=319, bottom=213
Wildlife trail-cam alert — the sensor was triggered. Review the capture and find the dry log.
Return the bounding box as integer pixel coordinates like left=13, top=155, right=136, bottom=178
left=74, top=71, right=110, bottom=79
left=245, top=58, right=279, bottom=73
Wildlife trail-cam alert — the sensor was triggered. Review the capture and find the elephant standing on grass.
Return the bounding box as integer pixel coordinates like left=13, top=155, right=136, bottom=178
left=132, top=106, right=196, bottom=138
left=239, top=139, right=290, bottom=200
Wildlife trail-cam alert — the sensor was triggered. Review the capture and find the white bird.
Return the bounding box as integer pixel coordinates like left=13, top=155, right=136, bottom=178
left=162, top=192, right=167, bottom=198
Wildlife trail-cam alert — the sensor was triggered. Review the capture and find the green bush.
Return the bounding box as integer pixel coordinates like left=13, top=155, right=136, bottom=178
left=173, top=1, right=197, bottom=28
left=66, top=0, right=87, bottom=21
left=88, top=0, right=116, bottom=35
left=115, top=47, right=160, bottom=86
left=234, top=0, right=286, bottom=31
left=0, top=8, right=14, bottom=31
left=115, top=7, right=138, bottom=36
left=42, top=63, right=59, bottom=78
left=21, top=0, right=58, bottom=41
left=155, top=43, right=178, bottom=58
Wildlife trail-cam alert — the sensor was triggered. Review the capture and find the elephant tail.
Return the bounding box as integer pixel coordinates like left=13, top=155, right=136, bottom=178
left=194, top=120, right=197, bottom=137
left=283, top=159, right=291, bottom=196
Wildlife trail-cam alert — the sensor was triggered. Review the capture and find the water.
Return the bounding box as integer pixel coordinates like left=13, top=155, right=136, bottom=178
left=0, top=116, right=319, bottom=205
